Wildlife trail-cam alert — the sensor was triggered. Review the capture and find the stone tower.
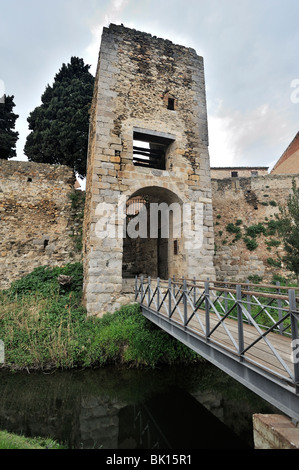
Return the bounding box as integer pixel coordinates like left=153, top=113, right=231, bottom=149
left=83, top=24, right=215, bottom=316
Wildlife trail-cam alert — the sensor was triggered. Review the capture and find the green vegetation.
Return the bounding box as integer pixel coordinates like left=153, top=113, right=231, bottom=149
left=226, top=222, right=240, bottom=234
left=225, top=222, right=242, bottom=243
left=276, top=179, right=299, bottom=285
left=243, top=237, right=258, bottom=251
left=266, top=219, right=279, bottom=235
left=0, top=95, right=19, bottom=159
left=266, top=257, right=282, bottom=268
left=265, top=239, right=280, bottom=249
left=245, top=223, right=266, bottom=238
left=247, top=275, right=263, bottom=284
left=213, top=274, right=297, bottom=331
left=222, top=217, right=282, bottom=253
left=271, top=274, right=288, bottom=285
left=0, top=430, right=63, bottom=449
left=24, top=57, right=94, bottom=178
left=0, top=264, right=199, bottom=371
left=243, top=222, right=267, bottom=251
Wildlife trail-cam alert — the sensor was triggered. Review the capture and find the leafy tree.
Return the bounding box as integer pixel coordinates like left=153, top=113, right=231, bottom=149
left=276, top=179, right=299, bottom=284
left=0, top=95, right=19, bottom=159
left=24, top=57, right=94, bottom=177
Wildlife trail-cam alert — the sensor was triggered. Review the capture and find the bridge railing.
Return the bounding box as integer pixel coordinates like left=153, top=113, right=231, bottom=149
left=135, top=276, right=299, bottom=387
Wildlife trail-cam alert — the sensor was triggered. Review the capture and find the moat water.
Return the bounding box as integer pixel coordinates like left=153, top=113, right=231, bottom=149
left=0, top=363, right=277, bottom=450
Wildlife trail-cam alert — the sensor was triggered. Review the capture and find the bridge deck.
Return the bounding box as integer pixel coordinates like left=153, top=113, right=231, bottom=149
left=168, top=306, right=293, bottom=382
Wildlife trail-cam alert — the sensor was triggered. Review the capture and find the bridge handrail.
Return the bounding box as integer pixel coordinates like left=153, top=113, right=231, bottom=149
left=165, top=277, right=299, bottom=291
left=135, top=275, right=299, bottom=387
left=135, top=275, right=298, bottom=300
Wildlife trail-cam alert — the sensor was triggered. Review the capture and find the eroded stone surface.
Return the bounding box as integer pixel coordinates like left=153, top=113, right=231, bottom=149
left=0, top=159, right=83, bottom=289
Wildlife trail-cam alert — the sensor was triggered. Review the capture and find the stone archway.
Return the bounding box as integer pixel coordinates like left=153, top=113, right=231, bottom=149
left=122, top=186, right=186, bottom=281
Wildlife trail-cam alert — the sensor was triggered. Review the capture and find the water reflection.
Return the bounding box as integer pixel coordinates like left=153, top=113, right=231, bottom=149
left=119, top=388, right=249, bottom=450
left=0, top=364, right=277, bottom=449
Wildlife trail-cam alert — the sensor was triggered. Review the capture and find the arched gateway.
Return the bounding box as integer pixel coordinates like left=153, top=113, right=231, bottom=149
left=83, top=24, right=215, bottom=316
left=123, top=186, right=185, bottom=281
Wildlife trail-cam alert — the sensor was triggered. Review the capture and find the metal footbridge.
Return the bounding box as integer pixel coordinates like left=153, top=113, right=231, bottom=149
left=135, top=276, right=299, bottom=422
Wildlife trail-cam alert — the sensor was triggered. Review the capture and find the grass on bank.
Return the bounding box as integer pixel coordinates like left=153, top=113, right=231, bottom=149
left=211, top=274, right=298, bottom=333
left=0, top=263, right=199, bottom=371
left=0, top=430, right=63, bottom=449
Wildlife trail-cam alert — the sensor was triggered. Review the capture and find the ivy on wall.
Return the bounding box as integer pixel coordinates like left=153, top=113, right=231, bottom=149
left=217, top=216, right=281, bottom=262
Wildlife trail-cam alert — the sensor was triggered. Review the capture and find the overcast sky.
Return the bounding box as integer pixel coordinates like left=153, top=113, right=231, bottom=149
left=1, top=0, right=298, bottom=172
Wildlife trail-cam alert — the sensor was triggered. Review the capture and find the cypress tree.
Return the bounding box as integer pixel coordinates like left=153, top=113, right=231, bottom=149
left=0, top=95, right=19, bottom=159
left=24, top=57, right=94, bottom=178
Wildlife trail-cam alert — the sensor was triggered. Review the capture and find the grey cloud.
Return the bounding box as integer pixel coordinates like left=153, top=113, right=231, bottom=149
left=1, top=0, right=298, bottom=167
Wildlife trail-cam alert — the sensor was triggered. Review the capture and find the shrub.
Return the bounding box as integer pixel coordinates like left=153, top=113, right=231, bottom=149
left=7, top=263, right=83, bottom=299
left=0, top=265, right=199, bottom=370
left=266, top=220, right=279, bottom=235
left=232, top=232, right=242, bottom=243
left=226, top=223, right=241, bottom=242
left=245, top=223, right=266, bottom=238
left=271, top=274, right=287, bottom=285
left=248, top=275, right=263, bottom=284
left=266, top=257, right=282, bottom=268
left=265, top=239, right=280, bottom=248
left=226, top=223, right=241, bottom=234
left=244, top=237, right=258, bottom=251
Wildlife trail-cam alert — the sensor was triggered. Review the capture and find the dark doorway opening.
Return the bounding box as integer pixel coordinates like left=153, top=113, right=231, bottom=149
left=122, top=187, right=183, bottom=281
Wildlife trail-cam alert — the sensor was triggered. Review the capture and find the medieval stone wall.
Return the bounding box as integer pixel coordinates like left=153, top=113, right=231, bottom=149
left=212, top=174, right=299, bottom=283
left=0, top=159, right=83, bottom=289
left=1, top=25, right=297, bottom=299
left=1, top=159, right=298, bottom=293
left=211, top=167, right=269, bottom=179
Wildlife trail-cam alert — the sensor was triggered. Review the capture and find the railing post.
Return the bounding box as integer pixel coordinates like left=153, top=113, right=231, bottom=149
left=224, top=279, right=228, bottom=316
left=246, top=280, right=251, bottom=325
left=168, top=278, right=172, bottom=318
left=276, top=281, right=283, bottom=335
left=173, top=275, right=176, bottom=300
left=135, top=276, right=138, bottom=302
left=205, top=281, right=210, bottom=338
left=140, top=276, right=144, bottom=304
left=237, top=285, right=244, bottom=357
left=183, top=279, right=187, bottom=326
left=289, top=289, right=299, bottom=385
left=148, top=276, right=151, bottom=306
left=193, top=277, right=196, bottom=308
left=157, top=277, right=160, bottom=311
